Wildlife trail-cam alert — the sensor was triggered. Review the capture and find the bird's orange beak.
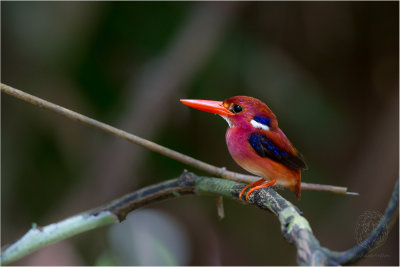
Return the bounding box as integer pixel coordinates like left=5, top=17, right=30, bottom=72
left=180, top=99, right=233, bottom=116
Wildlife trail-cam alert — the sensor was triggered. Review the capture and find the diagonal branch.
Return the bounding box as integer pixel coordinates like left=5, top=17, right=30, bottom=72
left=331, top=178, right=399, bottom=265
left=5, top=83, right=382, bottom=265
left=1, top=172, right=397, bottom=265
left=0, top=83, right=357, bottom=195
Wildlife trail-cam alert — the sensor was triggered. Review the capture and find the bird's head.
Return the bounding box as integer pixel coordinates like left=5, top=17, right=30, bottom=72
left=181, top=96, right=278, bottom=131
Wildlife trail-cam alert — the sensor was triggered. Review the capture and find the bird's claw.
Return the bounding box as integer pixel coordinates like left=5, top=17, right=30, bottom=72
left=239, top=178, right=277, bottom=201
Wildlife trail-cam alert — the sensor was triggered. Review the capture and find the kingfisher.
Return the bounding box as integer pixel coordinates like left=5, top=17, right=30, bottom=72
left=180, top=96, right=307, bottom=200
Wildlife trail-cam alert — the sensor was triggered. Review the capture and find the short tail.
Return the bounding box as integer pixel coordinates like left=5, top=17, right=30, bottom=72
left=290, top=170, right=301, bottom=200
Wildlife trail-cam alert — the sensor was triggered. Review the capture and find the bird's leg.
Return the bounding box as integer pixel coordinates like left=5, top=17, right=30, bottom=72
left=239, top=178, right=265, bottom=200
left=245, top=178, right=277, bottom=200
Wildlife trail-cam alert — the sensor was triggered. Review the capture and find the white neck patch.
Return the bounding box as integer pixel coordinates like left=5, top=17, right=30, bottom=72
left=250, top=119, right=270, bottom=131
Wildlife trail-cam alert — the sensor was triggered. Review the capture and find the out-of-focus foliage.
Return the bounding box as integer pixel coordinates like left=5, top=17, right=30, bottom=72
left=106, top=209, right=191, bottom=265
left=2, top=2, right=398, bottom=265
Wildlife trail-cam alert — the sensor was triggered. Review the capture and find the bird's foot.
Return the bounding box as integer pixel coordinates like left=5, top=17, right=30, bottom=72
left=239, top=178, right=265, bottom=199
left=239, top=178, right=277, bottom=200
left=239, top=178, right=265, bottom=200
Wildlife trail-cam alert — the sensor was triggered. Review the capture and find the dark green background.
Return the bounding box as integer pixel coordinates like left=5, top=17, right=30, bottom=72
left=2, top=2, right=398, bottom=265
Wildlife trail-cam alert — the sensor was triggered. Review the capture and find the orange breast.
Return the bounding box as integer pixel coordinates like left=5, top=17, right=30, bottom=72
left=226, top=126, right=301, bottom=198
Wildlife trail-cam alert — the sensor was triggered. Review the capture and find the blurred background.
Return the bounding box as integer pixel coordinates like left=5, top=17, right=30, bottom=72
left=1, top=2, right=398, bottom=265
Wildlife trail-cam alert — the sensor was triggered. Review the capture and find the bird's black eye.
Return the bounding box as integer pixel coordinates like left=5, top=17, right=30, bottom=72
left=231, top=104, right=243, bottom=113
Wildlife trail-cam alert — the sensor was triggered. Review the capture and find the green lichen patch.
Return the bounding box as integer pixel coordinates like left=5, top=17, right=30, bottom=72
left=278, top=206, right=312, bottom=235
left=195, top=177, right=237, bottom=198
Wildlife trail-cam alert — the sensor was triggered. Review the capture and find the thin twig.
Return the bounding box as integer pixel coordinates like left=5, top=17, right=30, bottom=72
left=1, top=83, right=357, bottom=195
left=66, top=1, right=242, bottom=211
left=1, top=172, right=396, bottom=265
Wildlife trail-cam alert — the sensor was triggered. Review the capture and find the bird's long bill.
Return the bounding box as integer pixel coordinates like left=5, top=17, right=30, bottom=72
left=180, top=99, right=232, bottom=116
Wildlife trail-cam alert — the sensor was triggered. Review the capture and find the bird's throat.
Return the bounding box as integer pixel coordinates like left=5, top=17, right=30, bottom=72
left=220, top=115, right=234, bottom=128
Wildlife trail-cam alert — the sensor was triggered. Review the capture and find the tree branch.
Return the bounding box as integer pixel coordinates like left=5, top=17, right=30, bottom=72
left=1, top=172, right=397, bottom=265
left=0, top=83, right=357, bottom=195
left=6, top=83, right=384, bottom=265
left=330, top=178, right=399, bottom=265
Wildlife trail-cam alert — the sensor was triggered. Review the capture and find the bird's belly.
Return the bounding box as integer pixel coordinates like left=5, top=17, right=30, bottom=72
left=226, top=128, right=299, bottom=187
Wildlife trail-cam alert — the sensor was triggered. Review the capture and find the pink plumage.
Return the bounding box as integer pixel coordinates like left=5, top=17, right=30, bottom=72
left=181, top=96, right=306, bottom=200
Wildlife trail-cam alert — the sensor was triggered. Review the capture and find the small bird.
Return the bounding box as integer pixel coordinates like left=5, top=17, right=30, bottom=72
left=180, top=96, right=307, bottom=200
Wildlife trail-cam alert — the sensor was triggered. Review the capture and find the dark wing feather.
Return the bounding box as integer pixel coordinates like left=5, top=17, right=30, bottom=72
left=248, top=133, right=307, bottom=170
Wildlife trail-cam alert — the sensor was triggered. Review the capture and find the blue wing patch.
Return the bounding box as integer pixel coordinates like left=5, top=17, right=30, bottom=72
left=248, top=133, right=307, bottom=170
